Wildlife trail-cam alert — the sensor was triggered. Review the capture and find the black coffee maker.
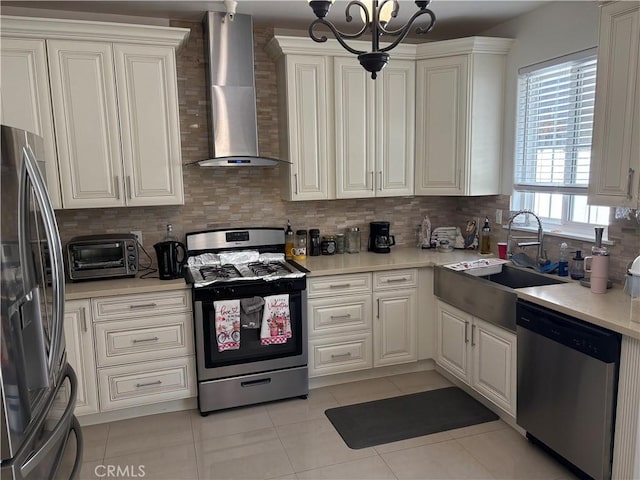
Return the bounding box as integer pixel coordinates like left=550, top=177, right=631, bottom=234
left=368, top=221, right=395, bottom=254
left=154, top=240, right=187, bottom=280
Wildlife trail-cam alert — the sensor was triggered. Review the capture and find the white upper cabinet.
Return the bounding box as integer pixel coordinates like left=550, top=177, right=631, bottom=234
left=588, top=2, right=640, bottom=208
left=0, top=38, right=62, bottom=208
left=414, top=38, right=512, bottom=196
left=334, top=56, right=415, bottom=198
left=0, top=16, right=189, bottom=209
left=276, top=54, right=332, bottom=201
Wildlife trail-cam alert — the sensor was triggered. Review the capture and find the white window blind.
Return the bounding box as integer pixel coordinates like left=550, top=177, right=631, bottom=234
left=514, top=50, right=597, bottom=195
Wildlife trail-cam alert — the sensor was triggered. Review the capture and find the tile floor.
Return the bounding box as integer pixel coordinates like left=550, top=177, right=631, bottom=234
left=74, top=371, right=579, bottom=479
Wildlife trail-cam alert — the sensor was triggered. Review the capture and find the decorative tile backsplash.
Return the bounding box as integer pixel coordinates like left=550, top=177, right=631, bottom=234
left=55, top=20, right=639, bottom=284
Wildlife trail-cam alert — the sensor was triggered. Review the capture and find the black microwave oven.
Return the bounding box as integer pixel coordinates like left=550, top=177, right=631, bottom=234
left=67, top=234, right=138, bottom=281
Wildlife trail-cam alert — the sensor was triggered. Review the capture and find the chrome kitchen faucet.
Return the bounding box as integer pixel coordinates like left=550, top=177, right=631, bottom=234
left=507, top=210, right=544, bottom=263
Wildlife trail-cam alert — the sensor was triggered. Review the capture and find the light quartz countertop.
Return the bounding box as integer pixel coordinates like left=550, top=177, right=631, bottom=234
left=297, top=248, right=484, bottom=276
left=65, top=276, right=189, bottom=300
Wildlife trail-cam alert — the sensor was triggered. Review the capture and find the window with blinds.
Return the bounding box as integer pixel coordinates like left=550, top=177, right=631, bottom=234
left=512, top=49, right=609, bottom=231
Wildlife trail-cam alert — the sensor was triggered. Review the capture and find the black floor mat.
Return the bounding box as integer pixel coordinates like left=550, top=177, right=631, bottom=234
left=325, top=386, right=499, bottom=449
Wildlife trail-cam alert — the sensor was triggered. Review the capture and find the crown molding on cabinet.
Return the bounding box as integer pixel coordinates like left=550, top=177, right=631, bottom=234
left=415, top=37, right=513, bottom=59
left=0, top=15, right=190, bottom=49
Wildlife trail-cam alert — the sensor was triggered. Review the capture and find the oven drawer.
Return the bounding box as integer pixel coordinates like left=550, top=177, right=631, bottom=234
left=307, top=273, right=372, bottom=298
left=309, top=334, right=373, bottom=377
left=373, top=269, right=417, bottom=290
left=94, top=313, right=194, bottom=367
left=92, top=290, right=191, bottom=321
left=97, top=356, right=196, bottom=411
left=308, top=294, right=372, bottom=337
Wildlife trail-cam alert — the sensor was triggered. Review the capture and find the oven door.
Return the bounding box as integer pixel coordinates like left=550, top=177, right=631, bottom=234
left=194, top=289, right=307, bottom=381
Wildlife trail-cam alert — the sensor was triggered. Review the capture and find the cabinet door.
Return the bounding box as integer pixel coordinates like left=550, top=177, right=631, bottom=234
left=114, top=44, right=184, bottom=206
left=471, top=318, right=517, bottom=417
left=436, top=301, right=471, bottom=383
left=48, top=40, right=125, bottom=208
left=283, top=55, right=331, bottom=200
left=415, top=56, right=468, bottom=195
left=376, top=60, right=415, bottom=197
left=373, top=288, right=417, bottom=367
left=64, top=299, right=99, bottom=415
left=589, top=2, right=640, bottom=207
left=0, top=38, right=62, bottom=209
left=334, top=56, right=375, bottom=198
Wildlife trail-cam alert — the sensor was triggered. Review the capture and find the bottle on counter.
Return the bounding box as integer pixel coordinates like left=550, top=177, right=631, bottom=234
left=293, top=229, right=307, bottom=261
left=558, top=243, right=569, bottom=277
left=285, top=220, right=294, bottom=260
left=480, top=217, right=491, bottom=255
left=164, top=223, right=177, bottom=242
left=309, top=229, right=321, bottom=256
left=585, top=227, right=609, bottom=294
left=570, top=250, right=585, bottom=280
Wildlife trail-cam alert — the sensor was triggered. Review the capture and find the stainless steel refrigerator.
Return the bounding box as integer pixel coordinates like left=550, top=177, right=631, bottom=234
left=1, top=125, right=83, bottom=479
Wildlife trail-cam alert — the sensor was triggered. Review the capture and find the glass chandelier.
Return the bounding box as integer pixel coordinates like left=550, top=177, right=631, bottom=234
left=308, top=0, right=436, bottom=79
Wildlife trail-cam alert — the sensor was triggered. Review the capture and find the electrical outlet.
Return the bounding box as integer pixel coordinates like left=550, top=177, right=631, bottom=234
left=495, top=209, right=503, bottom=225
left=130, top=230, right=143, bottom=246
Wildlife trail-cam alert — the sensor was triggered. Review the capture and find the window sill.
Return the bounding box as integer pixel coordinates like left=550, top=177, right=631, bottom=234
left=501, top=224, right=615, bottom=246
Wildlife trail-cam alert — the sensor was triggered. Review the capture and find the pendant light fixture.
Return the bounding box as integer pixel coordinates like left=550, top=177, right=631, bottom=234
left=308, top=0, right=436, bottom=79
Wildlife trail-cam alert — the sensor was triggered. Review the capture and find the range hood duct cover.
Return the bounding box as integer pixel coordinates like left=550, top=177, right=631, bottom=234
left=199, top=12, right=288, bottom=167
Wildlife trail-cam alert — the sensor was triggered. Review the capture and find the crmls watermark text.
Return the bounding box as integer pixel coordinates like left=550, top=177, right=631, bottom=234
left=95, top=465, right=146, bottom=478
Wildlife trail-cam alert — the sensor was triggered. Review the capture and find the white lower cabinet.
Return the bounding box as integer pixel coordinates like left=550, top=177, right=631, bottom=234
left=307, top=269, right=418, bottom=378
left=64, top=299, right=99, bottom=416
left=65, top=288, right=195, bottom=416
left=436, top=300, right=516, bottom=417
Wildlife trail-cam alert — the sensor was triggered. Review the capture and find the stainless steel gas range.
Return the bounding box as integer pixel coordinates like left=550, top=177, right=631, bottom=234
left=185, top=227, right=308, bottom=415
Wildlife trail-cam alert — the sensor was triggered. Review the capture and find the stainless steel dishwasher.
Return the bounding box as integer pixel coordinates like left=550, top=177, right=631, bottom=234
left=516, top=299, right=621, bottom=480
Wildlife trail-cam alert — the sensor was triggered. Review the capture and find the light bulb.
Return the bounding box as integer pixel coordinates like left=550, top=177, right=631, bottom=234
left=359, top=0, right=394, bottom=25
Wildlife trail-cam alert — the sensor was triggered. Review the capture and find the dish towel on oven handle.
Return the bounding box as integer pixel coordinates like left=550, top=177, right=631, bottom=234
left=213, top=299, right=241, bottom=352
left=260, top=294, right=291, bottom=345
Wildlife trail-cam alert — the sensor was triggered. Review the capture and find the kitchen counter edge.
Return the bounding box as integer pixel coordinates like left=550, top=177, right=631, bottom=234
left=65, top=277, right=190, bottom=300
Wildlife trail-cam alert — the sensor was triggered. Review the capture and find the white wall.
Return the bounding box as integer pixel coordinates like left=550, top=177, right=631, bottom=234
left=481, top=1, right=601, bottom=194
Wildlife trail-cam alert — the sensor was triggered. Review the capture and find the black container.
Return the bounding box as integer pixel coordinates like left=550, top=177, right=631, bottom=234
left=309, top=229, right=321, bottom=256
left=154, top=240, right=187, bottom=280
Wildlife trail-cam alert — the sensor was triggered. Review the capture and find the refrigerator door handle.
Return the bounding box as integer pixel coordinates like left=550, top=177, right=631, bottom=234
left=22, top=145, right=65, bottom=380
left=19, top=365, right=78, bottom=478
left=67, top=416, right=84, bottom=480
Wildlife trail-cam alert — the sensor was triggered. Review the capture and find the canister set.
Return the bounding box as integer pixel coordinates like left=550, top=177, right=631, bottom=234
left=285, top=222, right=361, bottom=261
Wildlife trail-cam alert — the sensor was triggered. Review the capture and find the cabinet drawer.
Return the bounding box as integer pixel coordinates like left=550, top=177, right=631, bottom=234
left=309, top=334, right=372, bottom=377
left=308, top=294, right=372, bottom=337
left=92, top=290, right=191, bottom=321
left=94, top=313, right=194, bottom=367
left=373, top=269, right=417, bottom=290
left=97, top=356, right=195, bottom=411
left=308, top=273, right=372, bottom=297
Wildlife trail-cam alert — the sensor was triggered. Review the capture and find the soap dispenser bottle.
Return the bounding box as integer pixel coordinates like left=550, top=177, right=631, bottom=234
left=480, top=217, right=491, bottom=255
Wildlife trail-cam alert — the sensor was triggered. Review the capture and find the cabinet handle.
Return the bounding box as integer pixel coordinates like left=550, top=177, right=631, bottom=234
left=385, top=277, right=407, bottom=283
left=471, top=324, right=476, bottom=346
left=331, top=352, right=352, bottom=359
left=132, top=336, right=159, bottom=344
left=114, top=176, right=120, bottom=199
left=376, top=298, right=380, bottom=318
left=370, top=171, right=374, bottom=191
left=329, top=283, right=351, bottom=289
left=464, top=321, right=469, bottom=343
left=126, top=175, right=132, bottom=199
left=294, top=173, right=298, bottom=195
left=330, top=314, right=352, bottom=320
left=135, top=380, right=162, bottom=388
left=129, top=303, right=157, bottom=309
left=81, top=307, right=87, bottom=333
left=627, top=168, right=635, bottom=200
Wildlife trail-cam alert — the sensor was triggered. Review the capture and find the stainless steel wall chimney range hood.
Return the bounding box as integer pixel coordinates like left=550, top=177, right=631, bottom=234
left=198, top=12, right=288, bottom=167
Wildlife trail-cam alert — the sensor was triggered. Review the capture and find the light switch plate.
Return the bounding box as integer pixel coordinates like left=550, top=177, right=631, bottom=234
left=495, top=209, right=503, bottom=225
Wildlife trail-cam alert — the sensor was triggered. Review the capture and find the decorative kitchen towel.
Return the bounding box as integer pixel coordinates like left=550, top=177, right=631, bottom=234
left=213, top=299, right=241, bottom=352
left=240, top=296, right=264, bottom=329
left=260, top=294, right=291, bottom=345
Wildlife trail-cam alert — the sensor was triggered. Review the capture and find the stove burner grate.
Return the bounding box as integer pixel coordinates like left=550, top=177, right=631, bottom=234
left=199, top=264, right=242, bottom=281
left=247, top=261, right=291, bottom=277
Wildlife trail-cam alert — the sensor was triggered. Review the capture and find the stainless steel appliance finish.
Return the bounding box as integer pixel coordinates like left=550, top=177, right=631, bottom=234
left=199, top=12, right=289, bottom=167
left=186, top=227, right=308, bottom=415
left=434, top=265, right=565, bottom=333
left=516, top=300, right=620, bottom=480
left=67, top=233, right=138, bottom=281
left=1, top=125, right=82, bottom=479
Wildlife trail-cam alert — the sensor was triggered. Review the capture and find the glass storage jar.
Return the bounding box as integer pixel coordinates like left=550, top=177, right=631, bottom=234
left=293, top=229, right=307, bottom=260
left=346, top=227, right=361, bottom=253
left=336, top=234, right=345, bottom=254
